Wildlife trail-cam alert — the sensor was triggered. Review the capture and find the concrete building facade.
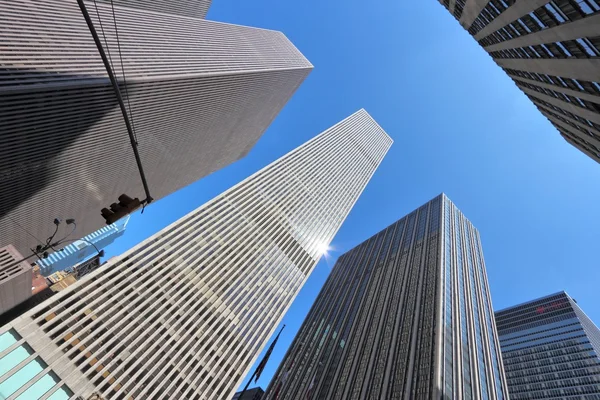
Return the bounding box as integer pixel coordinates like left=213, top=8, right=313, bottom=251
left=264, top=194, right=508, bottom=400
left=495, top=291, right=600, bottom=399
left=438, top=0, right=600, bottom=164
left=0, top=245, right=33, bottom=316
left=0, top=0, right=312, bottom=256
left=0, top=110, right=391, bottom=400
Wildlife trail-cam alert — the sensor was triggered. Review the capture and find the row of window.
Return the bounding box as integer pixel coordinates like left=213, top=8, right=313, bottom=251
left=476, top=0, right=600, bottom=47
left=531, top=95, right=600, bottom=135
left=509, top=366, right=600, bottom=387
left=489, top=36, right=600, bottom=61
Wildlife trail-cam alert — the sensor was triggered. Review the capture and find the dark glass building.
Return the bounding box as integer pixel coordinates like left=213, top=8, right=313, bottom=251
left=437, top=0, right=600, bottom=164
left=495, top=291, right=600, bottom=399
left=233, top=387, right=264, bottom=400
left=264, top=194, right=508, bottom=399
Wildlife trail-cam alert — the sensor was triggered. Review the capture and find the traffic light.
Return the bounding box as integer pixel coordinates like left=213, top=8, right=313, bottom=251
left=101, top=194, right=142, bottom=224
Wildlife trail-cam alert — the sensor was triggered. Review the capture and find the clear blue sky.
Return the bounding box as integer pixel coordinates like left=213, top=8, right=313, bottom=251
left=102, top=0, right=600, bottom=393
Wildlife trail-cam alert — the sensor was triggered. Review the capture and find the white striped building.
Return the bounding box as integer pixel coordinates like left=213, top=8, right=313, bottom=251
left=0, top=110, right=392, bottom=400
left=0, top=0, right=312, bottom=257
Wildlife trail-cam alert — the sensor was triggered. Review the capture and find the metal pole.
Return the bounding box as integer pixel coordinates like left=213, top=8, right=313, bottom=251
left=239, top=324, right=285, bottom=399
left=76, top=0, right=153, bottom=204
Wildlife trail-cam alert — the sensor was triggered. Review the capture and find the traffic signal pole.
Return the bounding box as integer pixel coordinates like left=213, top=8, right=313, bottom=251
left=76, top=0, right=153, bottom=205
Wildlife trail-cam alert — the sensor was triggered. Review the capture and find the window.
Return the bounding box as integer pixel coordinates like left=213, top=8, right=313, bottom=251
left=576, top=38, right=598, bottom=56
left=540, top=43, right=555, bottom=57
left=555, top=42, right=572, bottom=57
left=545, top=2, right=568, bottom=23
left=529, top=12, right=546, bottom=29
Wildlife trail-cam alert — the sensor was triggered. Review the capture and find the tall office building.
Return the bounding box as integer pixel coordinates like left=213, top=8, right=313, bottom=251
left=0, top=0, right=312, bottom=256
left=36, top=216, right=130, bottom=276
left=437, top=0, right=600, bottom=164
left=495, top=291, right=600, bottom=399
left=265, top=194, right=508, bottom=400
left=0, top=110, right=392, bottom=400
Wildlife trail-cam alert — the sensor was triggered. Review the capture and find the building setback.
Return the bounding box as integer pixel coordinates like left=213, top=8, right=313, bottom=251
left=264, top=194, right=508, bottom=400
left=495, top=291, right=600, bottom=399
left=0, top=109, right=392, bottom=400
left=437, top=0, right=600, bottom=164
left=0, top=0, right=312, bottom=256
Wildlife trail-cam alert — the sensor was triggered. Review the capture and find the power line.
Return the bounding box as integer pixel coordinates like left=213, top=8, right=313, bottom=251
left=77, top=0, right=153, bottom=204
left=109, top=0, right=138, bottom=144
left=6, top=214, right=44, bottom=245
left=92, top=0, right=116, bottom=77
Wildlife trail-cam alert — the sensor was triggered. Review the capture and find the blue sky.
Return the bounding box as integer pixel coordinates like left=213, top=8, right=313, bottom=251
left=102, top=0, right=600, bottom=392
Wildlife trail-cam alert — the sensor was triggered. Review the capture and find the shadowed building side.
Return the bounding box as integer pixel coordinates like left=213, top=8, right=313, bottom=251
left=0, top=0, right=313, bottom=256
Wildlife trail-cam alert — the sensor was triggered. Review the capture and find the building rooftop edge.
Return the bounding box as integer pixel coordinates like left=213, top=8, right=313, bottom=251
left=335, top=193, right=445, bottom=260
left=494, top=290, right=569, bottom=314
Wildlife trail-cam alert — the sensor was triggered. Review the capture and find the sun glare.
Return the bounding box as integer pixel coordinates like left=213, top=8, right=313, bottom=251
left=317, top=242, right=330, bottom=255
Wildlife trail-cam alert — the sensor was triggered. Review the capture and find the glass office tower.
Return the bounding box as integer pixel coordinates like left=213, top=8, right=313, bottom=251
left=265, top=194, right=508, bottom=399
left=0, top=109, right=391, bottom=400
left=495, top=291, right=600, bottom=399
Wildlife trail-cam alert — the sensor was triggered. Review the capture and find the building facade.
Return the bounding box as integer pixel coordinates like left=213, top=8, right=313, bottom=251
left=0, top=110, right=392, bottom=400
left=265, top=194, right=508, bottom=400
left=437, top=0, right=600, bottom=164
left=96, top=0, right=213, bottom=19
left=495, top=291, right=600, bottom=399
left=36, top=217, right=130, bottom=276
left=0, top=0, right=312, bottom=256
left=0, top=245, right=33, bottom=315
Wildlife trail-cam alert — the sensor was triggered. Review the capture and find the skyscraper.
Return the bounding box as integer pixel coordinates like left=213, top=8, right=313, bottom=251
left=265, top=194, right=508, bottom=399
left=495, top=291, right=600, bottom=399
left=437, top=0, right=600, bottom=164
left=0, top=110, right=392, bottom=400
left=36, top=216, right=130, bottom=276
left=0, top=0, right=312, bottom=256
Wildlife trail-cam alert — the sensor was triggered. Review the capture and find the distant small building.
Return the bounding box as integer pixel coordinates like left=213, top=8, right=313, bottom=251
left=31, top=265, right=48, bottom=295
left=0, top=244, right=32, bottom=315
left=496, top=291, right=600, bottom=398
left=36, top=216, right=130, bottom=275
left=48, top=274, right=77, bottom=292
left=72, top=254, right=102, bottom=279
left=233, top=387, right=264, bottom=400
